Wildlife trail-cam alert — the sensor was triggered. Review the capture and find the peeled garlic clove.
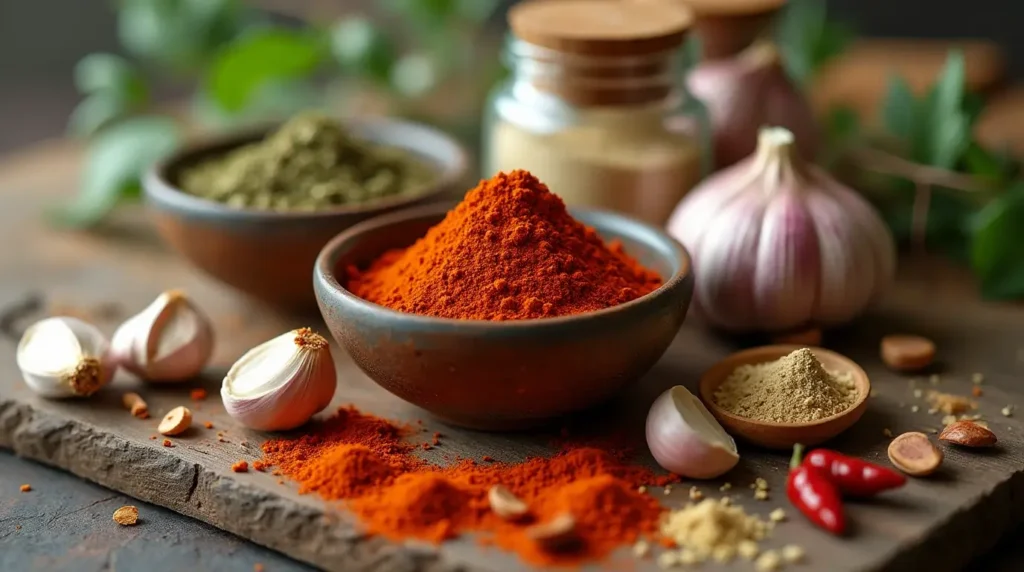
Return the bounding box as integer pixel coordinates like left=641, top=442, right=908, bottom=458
left=17, top=317, right=115, bottom=398
left=221, top=328, right=336, bottom=431
left=646, top=386, right=739, bottom=479
left=111, top=290, right=214, bottom=382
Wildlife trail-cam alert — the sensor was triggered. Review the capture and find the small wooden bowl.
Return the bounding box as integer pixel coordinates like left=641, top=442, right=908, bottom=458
left=698, top=345, right=870, bottom=450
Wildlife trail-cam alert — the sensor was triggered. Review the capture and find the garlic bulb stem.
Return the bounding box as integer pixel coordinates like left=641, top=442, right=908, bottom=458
left=111, top=290, right=214, bottom=382
left=667, top=126, right=896, bottom=332
left=17, top=317, right=115, bottom=398
left=221, top=328, right=337, bottom=431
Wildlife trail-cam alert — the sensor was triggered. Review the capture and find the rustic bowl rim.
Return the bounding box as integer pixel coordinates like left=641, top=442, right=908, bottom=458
left=143, top=116, right=468, bottom=221
left=698, top=344, right=871, bottom=429
left=314, top=202, right=692, bottom=330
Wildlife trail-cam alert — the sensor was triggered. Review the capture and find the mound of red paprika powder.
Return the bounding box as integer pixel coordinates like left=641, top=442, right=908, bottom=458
left=346, top=170, right=662, bottom=320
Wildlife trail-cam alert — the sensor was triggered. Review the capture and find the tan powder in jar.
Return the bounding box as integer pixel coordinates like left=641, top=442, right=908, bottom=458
left=713, top=348, right=857, bottom=423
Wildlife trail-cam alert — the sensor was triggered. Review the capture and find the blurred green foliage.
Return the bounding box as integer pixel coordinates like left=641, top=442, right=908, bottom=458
left=776, top=0, right=854, bottom=86
left=64, top=0, right=502, bottom=227
left=862, top=50, right=1024, bottom=299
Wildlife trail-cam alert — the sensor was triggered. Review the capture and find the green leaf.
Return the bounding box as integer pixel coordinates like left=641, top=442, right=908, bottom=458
left=970, top=183, right=1024, bottom=299
left=384, top=0, right=458, bottom=29
left=776, top=0, right=852, bottom=85
left=191, top=81, right=323, bottom=130
left=825, top=105, right=859, bottom=142
left=961, top=141, right=1011, bottom=183
left=73, top=53, right=147, bottom=100
left=67, top=93, right=131, bottom=137
left=681, top=35, right=703, bottom=73
left=53, top=116, right=180, bottom=228
left=881, top=75, right=917, bottom=140
left=933, top=50, right=965, bottom=122
left=330, top=17, right=396, bottom=84
left=118, top=0, right=253, bottom=72
left=455, top=0, right=500, bottom=22
left=810, top=21, right=854, bottom=71
left=390, top=52, right=439, bottom=98
left=206, top=28, right=327, bottom=112
left=881, top=188, right=975, bottom=261
left=930, top=112, right=970, bottom=170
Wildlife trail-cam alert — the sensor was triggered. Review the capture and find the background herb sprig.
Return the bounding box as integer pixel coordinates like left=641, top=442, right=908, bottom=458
left=61, top=0, right=503, bottom=228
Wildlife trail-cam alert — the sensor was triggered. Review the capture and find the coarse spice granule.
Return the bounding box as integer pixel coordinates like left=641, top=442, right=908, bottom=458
left=260, top=405, right=678, bottom=566
left=713, top=348, right=857, bottom=423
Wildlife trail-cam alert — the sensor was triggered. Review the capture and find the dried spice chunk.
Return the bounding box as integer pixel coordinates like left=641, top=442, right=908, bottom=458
left=232, top=461, right=249, bottom=473
left=113, top=506, right=139, bottom=526
left=179, top=113, right=435, bottom=212
left=122, top=392, right=149, bottom=419
left=159, top=406, right=192, bottom=436
left=888, top=432, right=943, bottom=476
left=927, top=391, right=977, bottom=415
left=19, top=484, right=31, bottom=493
left=880, top=335, right=936, bottom=371
left=939, top=421, right=997, bottom=448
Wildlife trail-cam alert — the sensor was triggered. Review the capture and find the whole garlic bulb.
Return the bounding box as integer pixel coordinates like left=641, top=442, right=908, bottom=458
left=111, top=290, right=214, bottom=382
left=687, top=41, right=819, bottom=169
left=17, top=317, right=115, bottom=398
left=221, top=328, right=336, bottom=431
left=667, top=126, right=896, bottom=332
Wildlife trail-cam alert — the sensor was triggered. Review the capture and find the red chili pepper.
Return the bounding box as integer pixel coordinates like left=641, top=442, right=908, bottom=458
left=787, top=444, right=845, bottom=535
left=804, top=449, right=906, bottom=497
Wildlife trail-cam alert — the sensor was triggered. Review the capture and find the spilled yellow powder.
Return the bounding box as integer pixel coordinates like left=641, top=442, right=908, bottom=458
left=713, top=348, right=857, bottom=423
left=660, top=498, right=772, bottom=564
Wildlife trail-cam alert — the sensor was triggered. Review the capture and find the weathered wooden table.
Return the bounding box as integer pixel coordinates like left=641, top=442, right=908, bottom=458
left=2, top=141, right=1023, bottom=572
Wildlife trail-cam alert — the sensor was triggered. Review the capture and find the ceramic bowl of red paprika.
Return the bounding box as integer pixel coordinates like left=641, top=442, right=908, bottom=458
left=314, top=203, right=694, bottom=430
left=143, top=117, right=467, bottom=312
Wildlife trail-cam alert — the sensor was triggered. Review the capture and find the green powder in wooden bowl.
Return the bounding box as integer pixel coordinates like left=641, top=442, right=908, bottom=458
left=178, top=113, right=436, bottom=212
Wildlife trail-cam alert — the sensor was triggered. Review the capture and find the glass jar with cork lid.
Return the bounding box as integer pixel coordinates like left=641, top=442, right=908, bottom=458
left=482, top=0, right=708, bottom=226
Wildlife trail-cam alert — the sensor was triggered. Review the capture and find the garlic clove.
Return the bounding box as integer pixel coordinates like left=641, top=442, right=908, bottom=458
left=111, top=290, right=214, bottom=382
left=646, top=386, right=739, bottom=479
left=221, top=328, right=336, bottom=431
left=753, top=190, right=821, bottom=330
left=17, top=317, right=115, bottom=398
left=692, top=194, right=767, bottom=331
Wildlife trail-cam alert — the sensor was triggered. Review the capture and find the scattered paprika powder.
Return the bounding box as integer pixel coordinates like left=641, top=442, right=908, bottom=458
left=260, top=405, right=677, bottom=566
left=346, top=170, right=662, bottom=320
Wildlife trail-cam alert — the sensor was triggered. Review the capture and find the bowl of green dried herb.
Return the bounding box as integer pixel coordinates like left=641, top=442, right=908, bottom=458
left=144, top=113, right=467, bottom=311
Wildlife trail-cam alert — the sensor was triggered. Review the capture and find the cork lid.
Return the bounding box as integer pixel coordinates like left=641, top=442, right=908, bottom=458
left=508, top=0, right=694, bottom=57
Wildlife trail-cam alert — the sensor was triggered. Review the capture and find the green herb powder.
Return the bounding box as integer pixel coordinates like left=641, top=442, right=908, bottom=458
left=178, top=113, right=435, bottom=211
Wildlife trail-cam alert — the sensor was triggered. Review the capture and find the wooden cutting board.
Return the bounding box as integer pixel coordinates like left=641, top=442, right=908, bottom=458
left=1, top=141, right=1023, bottom=572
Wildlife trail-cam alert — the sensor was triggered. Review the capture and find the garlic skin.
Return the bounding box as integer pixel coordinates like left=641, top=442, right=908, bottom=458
left=646, top=385, right=739, bottom=479
left=687, top=41, right=819, bottom=169
left=221, top=328, right=336, bottom=431
left=667, top=126, right=896, bottom=333
left=17, top=317, right=115, bottom=398
left=111, top=290, right=214, bottom=382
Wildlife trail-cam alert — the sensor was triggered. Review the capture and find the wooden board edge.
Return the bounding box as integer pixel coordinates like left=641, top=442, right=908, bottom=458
left=0, top=397, right=470, bottom=572
left=4, top=393, right=1023, bottom=572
